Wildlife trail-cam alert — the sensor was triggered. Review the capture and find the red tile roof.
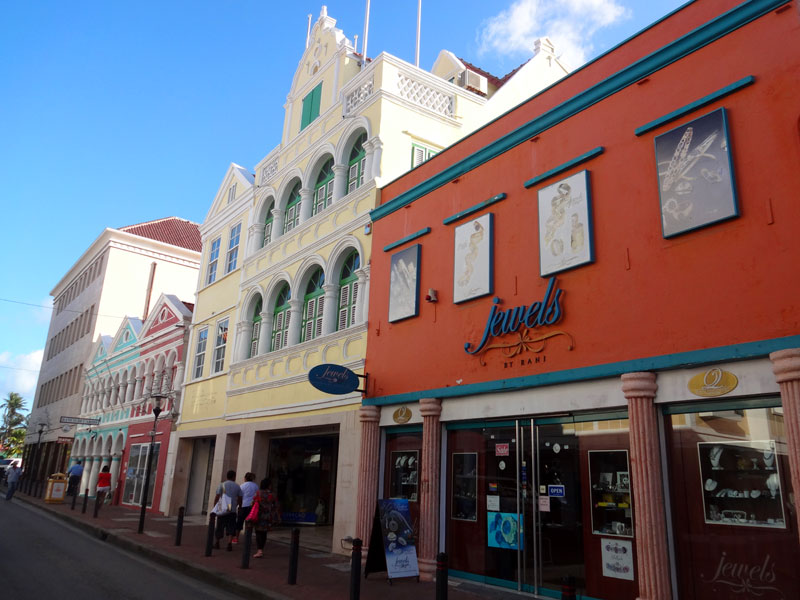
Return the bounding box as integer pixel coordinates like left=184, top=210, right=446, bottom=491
left=119, top=217, right=201, bottom=252
left=458, top=58, right=530, bottom=89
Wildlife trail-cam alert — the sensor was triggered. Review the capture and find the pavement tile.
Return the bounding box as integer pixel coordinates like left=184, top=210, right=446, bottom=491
left=12, top=491, right=495, bottom=600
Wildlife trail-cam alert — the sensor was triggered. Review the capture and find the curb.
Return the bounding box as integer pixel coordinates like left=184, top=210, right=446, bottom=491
left=18, top=495, right=293, bottom=600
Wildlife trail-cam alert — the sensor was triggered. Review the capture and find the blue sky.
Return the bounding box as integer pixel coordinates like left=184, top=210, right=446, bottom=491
left=0, top=0, right=687, bottom=406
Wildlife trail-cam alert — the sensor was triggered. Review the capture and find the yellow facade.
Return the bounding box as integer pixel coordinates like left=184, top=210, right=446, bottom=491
left=169, top=7, right=559, bottom=552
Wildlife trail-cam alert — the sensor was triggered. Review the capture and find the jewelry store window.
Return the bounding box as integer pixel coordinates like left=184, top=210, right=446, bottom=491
left=664, top=398, right=798, bottom=600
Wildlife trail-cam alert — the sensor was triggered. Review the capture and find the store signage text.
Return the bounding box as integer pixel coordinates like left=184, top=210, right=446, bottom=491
left=702, top=552, right=780, bottom=597
left=465, top=277, right=573, bottom=365
left=308, top=363, right=361, bottom=395
left=548, top=485, right=565, bottom=497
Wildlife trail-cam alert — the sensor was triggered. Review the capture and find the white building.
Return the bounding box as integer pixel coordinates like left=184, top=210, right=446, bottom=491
left=26, top=217, right=201, bottom=480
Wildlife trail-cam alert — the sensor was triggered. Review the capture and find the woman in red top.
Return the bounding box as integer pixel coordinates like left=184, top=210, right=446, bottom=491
left=96, top=465, right=112, bottom=505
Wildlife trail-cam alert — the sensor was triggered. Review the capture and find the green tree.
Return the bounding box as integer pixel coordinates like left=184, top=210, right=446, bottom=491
left=1, top=392, right=27, bottom=457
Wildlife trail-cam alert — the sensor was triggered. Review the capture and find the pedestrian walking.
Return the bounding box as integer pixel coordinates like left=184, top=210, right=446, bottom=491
left=250, top=477, right=280, bottom=559
left=234, top=472, right=258, bottom=544
left=96, top=465, right=111, bottom=506
left=66, top=460, right=84, bottom=496
left=5, top=464, right=22, bottom=501
left=212, top=470, right=242, bottom=551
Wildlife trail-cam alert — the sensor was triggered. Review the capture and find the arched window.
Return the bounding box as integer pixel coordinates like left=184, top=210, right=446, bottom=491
left=338, top=251, right=360, bottom=330
left=271, top=285, right=291, bottom=351
left=313, top=159, right=334, bottom=215
left=347, top=134, right=367, bottom=193
left=263, top=201, right=274, bottom=247
left=283, top=183, right=302, bottom=234
left=249, top=298, right=263, bottom=358
left=301, top=268, right=325, bottom=342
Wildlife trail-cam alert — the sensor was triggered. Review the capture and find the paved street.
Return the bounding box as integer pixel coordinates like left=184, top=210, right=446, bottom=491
left=0, top=498, right=241, bottom=600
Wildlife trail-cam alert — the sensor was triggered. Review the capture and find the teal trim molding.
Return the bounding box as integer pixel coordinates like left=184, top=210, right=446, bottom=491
left=386, top=424, right=423, bottom=434
left=363, top=334, right=800, bottom=407
left=634, top=75, right=755, bottom=136
left=662, top=396, right=780, bottom=415
left=523, top=147, right=604, bottom=189
left=383, top=227, right=431, bottom=252
left=443, top=193, right=507, bottom=225
left=370, top=0, right=787, bottom=222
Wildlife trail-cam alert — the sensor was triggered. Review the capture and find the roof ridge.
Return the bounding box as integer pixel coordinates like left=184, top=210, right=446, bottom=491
left=119, top=216, right=200, bottom=230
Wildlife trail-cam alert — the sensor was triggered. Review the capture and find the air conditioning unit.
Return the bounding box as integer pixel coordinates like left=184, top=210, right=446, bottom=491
left=459, top=70, right=487, bottom=95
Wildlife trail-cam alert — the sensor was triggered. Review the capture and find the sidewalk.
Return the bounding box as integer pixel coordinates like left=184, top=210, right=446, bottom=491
left=9, top=489, right=514, bottom=600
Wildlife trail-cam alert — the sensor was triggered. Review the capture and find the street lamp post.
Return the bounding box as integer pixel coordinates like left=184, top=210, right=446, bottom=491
left=29, top=422, right=47, bottom=494
left=137, top=394, right=163, bottom=534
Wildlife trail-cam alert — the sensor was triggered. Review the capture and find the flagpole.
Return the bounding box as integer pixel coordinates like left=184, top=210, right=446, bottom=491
left=361, top=0, right=371, bottom=70
left=415, top=0, right=422, bottom=67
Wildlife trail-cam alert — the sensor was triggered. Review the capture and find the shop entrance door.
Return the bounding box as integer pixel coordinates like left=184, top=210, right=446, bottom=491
left=447, top=416, right=635, bottom=599
left=526, top=421, right=585, bottom=597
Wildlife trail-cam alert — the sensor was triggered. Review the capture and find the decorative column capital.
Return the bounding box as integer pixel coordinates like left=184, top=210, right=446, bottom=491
left=332, top=164, right=348, bottom=176
left=419, top=397, right=442, bottom=418
left=359, top=405, right=380, bottom=423
left=621, top=372, right=658, bottom=400
left=770, top=348, right=800, bottom=383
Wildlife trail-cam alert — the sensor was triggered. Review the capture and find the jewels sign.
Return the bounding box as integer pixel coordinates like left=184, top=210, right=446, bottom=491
left=308, top=364, right=360, bottom=395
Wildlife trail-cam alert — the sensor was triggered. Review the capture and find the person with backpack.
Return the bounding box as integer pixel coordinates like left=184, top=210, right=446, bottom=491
left=212, top=470, right=242, bottom=551
left=250, top=477, right=280, bottom=558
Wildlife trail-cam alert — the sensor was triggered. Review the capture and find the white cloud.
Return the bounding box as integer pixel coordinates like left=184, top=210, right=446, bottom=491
left=0, top=349, right=44, bottom=409
left=478, top=0, right=630, bottom=69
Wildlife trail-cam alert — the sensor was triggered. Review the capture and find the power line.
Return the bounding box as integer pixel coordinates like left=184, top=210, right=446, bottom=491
left=0, top=365, right=40, bottom=374
left=0, top=297, right=126, bottom=320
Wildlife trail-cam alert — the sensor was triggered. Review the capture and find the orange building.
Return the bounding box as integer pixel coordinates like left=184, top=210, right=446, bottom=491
left=358, top=0, right=800, bottom=598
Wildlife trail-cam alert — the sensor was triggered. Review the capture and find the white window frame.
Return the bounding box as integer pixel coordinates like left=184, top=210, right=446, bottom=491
left=212, top=319, right=229, bottom=373
left=206, top=237, right=221, bottom=285
left=225, top=224, right=241, bottom=274
left=193, top=327, right=208, bottom=379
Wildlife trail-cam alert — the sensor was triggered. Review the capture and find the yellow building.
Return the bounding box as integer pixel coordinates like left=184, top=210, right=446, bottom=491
left=167, top=7, right=568, bottom=552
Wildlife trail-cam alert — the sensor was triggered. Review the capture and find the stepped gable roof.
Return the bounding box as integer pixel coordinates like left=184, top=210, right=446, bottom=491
left=458, top=58, right=530, bottom=89
left=119, top=217, right=201, bottom=252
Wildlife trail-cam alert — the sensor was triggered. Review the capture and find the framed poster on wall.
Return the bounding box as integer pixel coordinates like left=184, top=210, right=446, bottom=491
left=654, top=107, right=739, bottom=237
left=538, top=170, right=594, bottom=277
left=388, top=244, right=420, bottom=322
left=453, top=213, right=493, bottom=303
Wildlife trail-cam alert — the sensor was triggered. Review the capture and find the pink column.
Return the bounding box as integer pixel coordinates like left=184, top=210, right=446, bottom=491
left=770, top=348, right=800, bottom=539
left=355, top=405, right=381, bottom=552
left=622, top=372, right=672, bottom=600
left=418, top=397, right=442, bottom=581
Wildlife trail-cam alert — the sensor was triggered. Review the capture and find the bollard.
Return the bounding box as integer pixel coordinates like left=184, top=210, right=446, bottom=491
left=175, top=506, right=185, bottom=546
left=349, top=537, right=362, bottom=600
left=205, top=513, right=217, bottom=557
left=82, top=488, right=89, bottom=514
left=287, top=527, right=300, bottom=585
left=93, top=493, right=102, bottom=518
left=436, top=553, right=448, bottom=600
left=71, top=489, right=78, bottom=511
left=241, top=523, right=253, bottom=569
left=561, top=575, right=577, bottom=600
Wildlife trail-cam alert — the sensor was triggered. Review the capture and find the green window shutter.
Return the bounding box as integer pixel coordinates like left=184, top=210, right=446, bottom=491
left=300, top=83, right=323, bottom=131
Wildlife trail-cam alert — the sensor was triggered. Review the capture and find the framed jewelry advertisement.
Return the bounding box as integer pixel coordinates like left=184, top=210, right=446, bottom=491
left=388, top=244, right=420, bottom=322
left=453, top=213, right=493, bottom=304
left=537, top=170, right=594, bottom=277
left=654, top=107, right=739, bottom=238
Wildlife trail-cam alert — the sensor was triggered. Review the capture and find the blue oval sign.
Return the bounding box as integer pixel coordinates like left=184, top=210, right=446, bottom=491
left=308, top=364, right=360, bottom=395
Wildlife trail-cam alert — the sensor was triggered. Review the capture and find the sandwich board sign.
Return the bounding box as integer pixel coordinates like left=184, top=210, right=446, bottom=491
left=364, top=499, right=419, bottom=581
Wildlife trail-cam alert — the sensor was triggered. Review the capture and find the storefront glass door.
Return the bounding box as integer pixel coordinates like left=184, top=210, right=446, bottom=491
left=447, top=415, right=636, bottom=599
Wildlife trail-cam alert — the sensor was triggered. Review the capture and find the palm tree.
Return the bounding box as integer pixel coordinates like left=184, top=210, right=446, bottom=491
left=1, top=392, right=27, bottom=456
